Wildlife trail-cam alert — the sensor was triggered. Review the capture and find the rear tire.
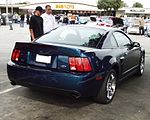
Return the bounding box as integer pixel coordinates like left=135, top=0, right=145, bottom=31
left=94, top=69, right=117, bottom=104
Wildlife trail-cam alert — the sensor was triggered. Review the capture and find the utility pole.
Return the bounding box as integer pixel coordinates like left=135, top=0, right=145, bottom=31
left=6, top=0, right=9, bottom=24
left=11, top=0, right=13, bottom=15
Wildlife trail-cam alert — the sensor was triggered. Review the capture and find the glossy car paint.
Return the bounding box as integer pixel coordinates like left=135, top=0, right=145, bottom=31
left=7, top=25, right=145, bottom=98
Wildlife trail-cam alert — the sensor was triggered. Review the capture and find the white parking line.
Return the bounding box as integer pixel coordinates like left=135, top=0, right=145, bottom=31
left=0, top=86, right=21, bottom=95
left=0, top=74, right=7, bottom=76
left=0, top=81, right=9, bottom=84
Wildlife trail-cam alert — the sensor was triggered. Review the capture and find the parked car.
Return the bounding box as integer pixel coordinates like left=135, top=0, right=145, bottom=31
left=98, top=17, right=127, bottom=32
left=127, top=24, right=139, bottom=34
left=7, top=25, right=145, bottom=104
left=145, top=19, right=150, bottom=23
left=144, top=23, right=150, bottom=37
left=78, top=16, right=89, bottom=24
left=127, top=18, right=140, bottom=34
left=97, top=19, right=113, bottom=27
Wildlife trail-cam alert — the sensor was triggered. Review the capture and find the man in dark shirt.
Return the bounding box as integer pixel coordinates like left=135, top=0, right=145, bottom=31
left=29, top=6, right=44, bottom=41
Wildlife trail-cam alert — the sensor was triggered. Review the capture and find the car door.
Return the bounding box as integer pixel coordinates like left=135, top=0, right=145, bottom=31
left=113, top=31, right=140, bottom=75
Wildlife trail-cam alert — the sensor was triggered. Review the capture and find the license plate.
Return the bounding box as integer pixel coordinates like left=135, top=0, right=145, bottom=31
left=36, top=54, right=51, bottom=64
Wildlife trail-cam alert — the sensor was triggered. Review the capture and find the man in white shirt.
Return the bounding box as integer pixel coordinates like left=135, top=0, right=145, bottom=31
left=41, top=5, right=56, bottom=34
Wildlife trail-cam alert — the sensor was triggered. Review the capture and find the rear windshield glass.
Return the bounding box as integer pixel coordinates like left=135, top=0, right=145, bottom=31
left=36, top=26, right=105, bottom=48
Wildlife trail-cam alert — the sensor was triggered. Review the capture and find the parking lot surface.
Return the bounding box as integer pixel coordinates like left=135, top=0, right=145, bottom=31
left=0, top=24, right=150, bottom=120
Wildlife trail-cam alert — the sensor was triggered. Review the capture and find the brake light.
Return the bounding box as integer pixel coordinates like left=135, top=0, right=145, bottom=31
left=11, top=49, right=21, bottom=61
left=106, top=25, right=111, bottom=27
left=69, top=57, right=92, bottom=72
left=100, top=23, right=105, bottom=26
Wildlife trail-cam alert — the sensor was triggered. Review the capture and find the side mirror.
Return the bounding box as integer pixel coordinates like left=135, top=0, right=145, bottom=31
left=132, top=42, right=140, bottom=47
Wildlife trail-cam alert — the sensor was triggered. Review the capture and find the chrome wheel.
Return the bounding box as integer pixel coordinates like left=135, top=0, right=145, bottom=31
left=106, top=73, right=116, bottom=100
left=94, top=69, right=117, bottom=104
left=140, top=56, right=145, bottom=74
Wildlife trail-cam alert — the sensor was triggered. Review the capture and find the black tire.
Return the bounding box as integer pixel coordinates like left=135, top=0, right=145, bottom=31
left=137, top=55, right=145, bottom=76
left=94, top=69, right=117, bottom=104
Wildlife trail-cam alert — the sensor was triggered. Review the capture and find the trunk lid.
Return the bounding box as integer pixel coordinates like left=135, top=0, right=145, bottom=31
left=12, top=42, right=94, bottom=72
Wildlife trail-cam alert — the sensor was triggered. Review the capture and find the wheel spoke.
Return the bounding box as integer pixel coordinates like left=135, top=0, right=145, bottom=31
left=140, top=56, right=145, bottom=74
left=106, top=73, right=116, bottom=100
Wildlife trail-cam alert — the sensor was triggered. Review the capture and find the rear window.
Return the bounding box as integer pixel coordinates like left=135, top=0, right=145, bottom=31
left=36, top=26, right=105, bottom=48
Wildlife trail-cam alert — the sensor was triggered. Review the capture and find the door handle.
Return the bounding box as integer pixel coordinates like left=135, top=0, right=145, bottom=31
left=120, top=56, right=125, bottom=60
left=124, top=52, right=128, bottom=56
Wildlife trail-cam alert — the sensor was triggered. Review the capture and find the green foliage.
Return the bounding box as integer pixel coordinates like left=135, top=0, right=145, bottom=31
left=97, top=0, right=112, bottom=11
left=132, top=2, right=143, bottom=8
left=97, top=0, right=124, bottom=11
left=123, top=3, right=128, bottom=7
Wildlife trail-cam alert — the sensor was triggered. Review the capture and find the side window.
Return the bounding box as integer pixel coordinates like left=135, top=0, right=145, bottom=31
left=113, top=32, right=131, bottom=47
left=102, top=34, right=118, bottom=49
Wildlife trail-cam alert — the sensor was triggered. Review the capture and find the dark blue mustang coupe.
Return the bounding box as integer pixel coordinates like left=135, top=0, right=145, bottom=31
left=7, top=25, right=145, bottom=104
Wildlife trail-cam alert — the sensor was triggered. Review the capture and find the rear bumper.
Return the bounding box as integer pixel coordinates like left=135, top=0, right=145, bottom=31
left=7, top=61, right=103, bottom=97
left=127, top=28, right=139, bottom=34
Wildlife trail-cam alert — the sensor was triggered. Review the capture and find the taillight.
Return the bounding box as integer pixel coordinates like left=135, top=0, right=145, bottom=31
left=69, top=57, right=92, bottom=72
left=11, top=49, right=21, bottom=61
left=100, top=23, right=105, bottom=26
left=106, top=25, right=111, bottom=27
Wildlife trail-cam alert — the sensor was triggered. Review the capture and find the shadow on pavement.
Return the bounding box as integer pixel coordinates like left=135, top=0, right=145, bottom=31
left=11, top=87, right=93, bottom=108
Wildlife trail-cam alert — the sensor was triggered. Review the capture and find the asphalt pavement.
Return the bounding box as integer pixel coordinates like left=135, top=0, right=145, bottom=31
left=0, top=24, right=150, bottom=120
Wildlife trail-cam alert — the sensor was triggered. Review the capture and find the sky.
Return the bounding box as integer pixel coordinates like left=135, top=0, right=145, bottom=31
left=0, top=0, right=150, bottom=8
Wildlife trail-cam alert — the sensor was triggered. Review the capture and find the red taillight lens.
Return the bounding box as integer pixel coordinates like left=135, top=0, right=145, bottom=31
left=81, top=58, right=92, bottom=71
left=69, top=57, right=92, bottom=72
left=69, top=57, right=77, bottom=71
left=100, top=23, right=105, bottom=26
left=106, top=25, right=111, bottom=27
left=11, top=49, right=21, bottom=61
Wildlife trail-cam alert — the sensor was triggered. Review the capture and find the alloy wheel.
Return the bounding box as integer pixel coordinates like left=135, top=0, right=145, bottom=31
left=106, top=73, right=116, bottom=100
left=140, top=56, right=145, bottom=74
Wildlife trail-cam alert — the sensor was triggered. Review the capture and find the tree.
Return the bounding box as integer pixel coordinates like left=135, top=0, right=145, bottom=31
left=97, top=0, right=124, bottom=16
left=112, top=0, right=124, bottom=11
left=132, top=2, right=143, bottom=8
left=97, top=0, right=112, bottom=11
left=123, top=2, right=129, bottom=7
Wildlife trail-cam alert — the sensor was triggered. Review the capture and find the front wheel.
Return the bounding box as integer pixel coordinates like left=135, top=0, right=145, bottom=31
left=137, top=55, right=145, bottom=76
left=94, top=69, right=117, bottom=104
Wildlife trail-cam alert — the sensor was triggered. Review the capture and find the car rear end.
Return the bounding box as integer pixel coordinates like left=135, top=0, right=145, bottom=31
left=7, top=26, right=106, bottom=98
left=127, top=24, right=139, bottom=34
left=8, top=42, right=105, bottom=98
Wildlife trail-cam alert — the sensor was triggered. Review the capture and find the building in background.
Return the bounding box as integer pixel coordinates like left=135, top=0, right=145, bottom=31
left=1, top=1, right=150, bottom=18
left=0, top=4, right=19, bottom=14
left=19, top=1, right=100, bottom=16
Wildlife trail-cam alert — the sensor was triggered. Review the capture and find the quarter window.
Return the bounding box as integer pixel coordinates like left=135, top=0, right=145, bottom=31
left=113, top=32, right=131, bottom=47
left=102, top=34, right=118, bottom=49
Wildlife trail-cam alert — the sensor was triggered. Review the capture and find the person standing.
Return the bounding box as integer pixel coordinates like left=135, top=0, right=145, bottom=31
left=29, top=6, right=44, bottom=41
left=41, top=5, right=56, bottom=34
left=139, top=16, right=145, bottom=35
left=20, top=14, right=25, bottom=27
left=8, top=14, right=13, bottom=30
left=26, top=13, right=30, bottom=25
left=62, top=15, right=69, bottom=25
left=69, top=14, right=76, bottom=24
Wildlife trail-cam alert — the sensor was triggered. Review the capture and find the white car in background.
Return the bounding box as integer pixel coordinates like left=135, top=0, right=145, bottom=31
left=127, top=18, right=140, bottom=34
left=127, top=24, right=139, bottom=34
left=144, top=23, right=150, bottom=37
